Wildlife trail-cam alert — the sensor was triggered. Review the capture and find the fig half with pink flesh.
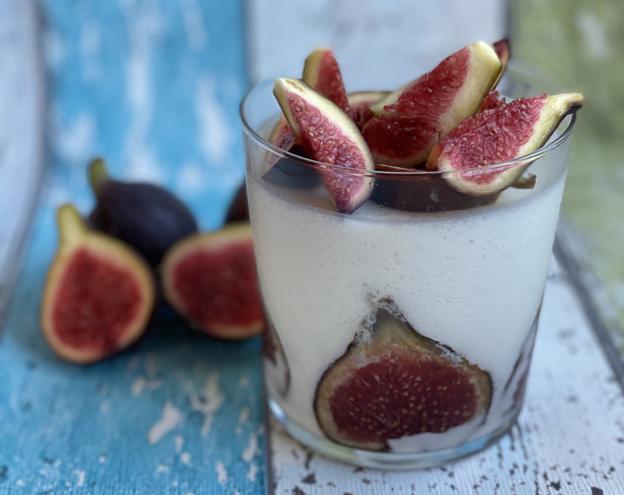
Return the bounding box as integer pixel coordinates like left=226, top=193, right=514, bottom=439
left=161, top=223, right=264, bottom=340
left=273, top=78, right=375, bottom=213
left=362, top=41, right=502, bottom=167
left=41, top=204, right=155, bottom=364
left=314, top=302, right=492, bottom=451
left=427, top=93, right=584, bottom=196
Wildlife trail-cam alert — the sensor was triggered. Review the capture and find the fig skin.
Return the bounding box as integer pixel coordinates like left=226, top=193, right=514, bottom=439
left=314, top=301, right=491, bottom=451
left=161, top=223, right=264, bottom=340
left=41, top=204, right=155, bottom=364
left=225, top=184, right=249, bottom=224
left=88, top=158, right=198, bottom=267
left=370, top=164, right=498, bottom=213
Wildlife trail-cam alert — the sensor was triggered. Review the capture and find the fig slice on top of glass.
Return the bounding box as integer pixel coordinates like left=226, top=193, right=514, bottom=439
left=240, top=39, right=583, bottom=469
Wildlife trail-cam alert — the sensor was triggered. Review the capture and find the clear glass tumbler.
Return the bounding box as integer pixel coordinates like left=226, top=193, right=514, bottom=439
left=240, top=64, right=577, bottom=469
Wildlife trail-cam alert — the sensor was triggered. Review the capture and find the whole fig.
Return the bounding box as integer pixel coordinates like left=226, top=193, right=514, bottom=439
left=88, top=158, right=198, bottom=267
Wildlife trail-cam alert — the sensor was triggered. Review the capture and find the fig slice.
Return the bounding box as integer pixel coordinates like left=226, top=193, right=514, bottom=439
left=347, top=91, right=389, bottom=130
left=268, top=48, right=350, bottom=152
left=88, top=158, right=198, bottom=267
left=427, top=93, right=584, bottom=196
left=370, top=163, right=498, bottom=213
left=314, top=301, right=492, bottom=451
left=273, top=78, right=375, bottom=213
left=361, top=41, right=501, bottom=167
left=41, top=204, right=155, bottom=364
left=161, top=223, right=264, bottom=340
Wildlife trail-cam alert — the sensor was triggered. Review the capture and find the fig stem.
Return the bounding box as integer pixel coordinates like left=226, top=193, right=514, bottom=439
left=88, top=157, right=109, bottom=196
left=57, top=204, right=86, bottom=245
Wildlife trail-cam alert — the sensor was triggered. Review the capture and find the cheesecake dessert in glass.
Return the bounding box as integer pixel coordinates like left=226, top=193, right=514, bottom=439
left=240, top=41, right=583, bottom=469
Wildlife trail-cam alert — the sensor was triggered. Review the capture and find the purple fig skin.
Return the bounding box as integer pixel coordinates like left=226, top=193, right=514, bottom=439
left=87, top=159, right=198, bottom=267
left=273, top=78, right=375, bottom=213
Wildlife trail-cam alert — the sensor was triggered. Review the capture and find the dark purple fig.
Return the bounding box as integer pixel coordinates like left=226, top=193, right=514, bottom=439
left=88, top=158, right=198, bottom=267
left=225, top=183, right=249, bottom=224
left=370, top=164, right=498, bottom=213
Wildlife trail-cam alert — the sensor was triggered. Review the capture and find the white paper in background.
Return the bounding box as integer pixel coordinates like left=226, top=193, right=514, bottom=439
left=247, top=0, right=506, bottom=89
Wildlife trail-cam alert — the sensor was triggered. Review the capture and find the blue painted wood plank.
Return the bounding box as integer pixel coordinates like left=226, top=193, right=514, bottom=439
left=0, top=1, right=262, bottom=493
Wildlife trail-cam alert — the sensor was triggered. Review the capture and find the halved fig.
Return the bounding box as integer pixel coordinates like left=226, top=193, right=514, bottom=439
left=161, top=223, right=264, bottom=340
left=427, top=93, right=584, bottom=196
left=268, top=48, right=350, bottom=151
left=41, top=204, right=155, bottom=364
left=314, top=302, right=492, bottom=451
left=273, top=78, right=375, bottom=213
left=362, top=42, right=501, bottom=167
left=370, top=164, right=498, bottom=212
left=347, top=91, right=389, bottom=130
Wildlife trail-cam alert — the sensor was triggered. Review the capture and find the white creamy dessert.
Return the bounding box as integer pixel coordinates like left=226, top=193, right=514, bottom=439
left=249, top=161, right=566, bottom=452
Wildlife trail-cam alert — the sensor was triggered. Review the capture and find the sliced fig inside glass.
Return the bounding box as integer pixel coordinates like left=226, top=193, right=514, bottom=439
left=88, top=158, right=198, bottom=267
left=314, top=302, right=492, bottom=451
left=273, top=78, right=375, bottom=213
left=370, top=164, right=498, bottom=213
left=263, top=315, right=291, bottom=398
left=161, top=223, right=264, bottom=340
left=41, top=204, right=155, bottom=364
left=362, top=41, right=502, bottom=167
left=427, top=93, right=584, bottom=196
left=491, top=38, right=510, bottom=88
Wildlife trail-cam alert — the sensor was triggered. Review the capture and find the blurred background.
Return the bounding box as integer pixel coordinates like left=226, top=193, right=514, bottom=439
left=0, top=0, right=622, bottom=492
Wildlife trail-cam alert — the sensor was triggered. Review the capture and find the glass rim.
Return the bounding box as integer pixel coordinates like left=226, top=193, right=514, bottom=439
left=239, top=63, right=578, bottom=177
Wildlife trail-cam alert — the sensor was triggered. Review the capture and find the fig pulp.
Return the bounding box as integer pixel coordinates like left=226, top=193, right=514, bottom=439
left=427, top=93, right=584, bottom=195
left=347, top=91, right=389, bottom=130
left=88, top=158, right=198, bottom=267
left=315, top=302, right=491, bottom=451
left=273, top=78, right=375, bottom=213
left=362, top=41, right=502, bottom=167
left=161, top=223, right=264, bottom=340
left=41, top=204, right=155, bottom=364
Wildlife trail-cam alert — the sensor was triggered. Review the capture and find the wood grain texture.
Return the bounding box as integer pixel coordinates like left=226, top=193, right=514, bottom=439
left=0, top=1, right=263, bottom=493
left=269, top=264, right=624, bottom=494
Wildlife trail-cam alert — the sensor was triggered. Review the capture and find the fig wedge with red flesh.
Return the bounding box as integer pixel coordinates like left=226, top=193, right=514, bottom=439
left=268, top=48, right=350, bottom=153
left=161, top=223, right=264, bottom=340
left=347, top=91, right=389, bottom=130
left=41, top=204, right=155, bottom=364
left=479, top=90, right=507, bottom=112
left=362, top=41, right=501, bottom=167
left=273, top=78, right=375, bottom=213
left=427, top=93, right=584, bottom=196
left=315, top=303, right=492, bottom=451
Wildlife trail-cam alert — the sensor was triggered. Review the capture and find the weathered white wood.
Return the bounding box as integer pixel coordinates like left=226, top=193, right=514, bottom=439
left=0, top=0, right=45, bottom=323
left=268, top=263, right=624, bottom=494
left=247, top=0, right=505, bottom=88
